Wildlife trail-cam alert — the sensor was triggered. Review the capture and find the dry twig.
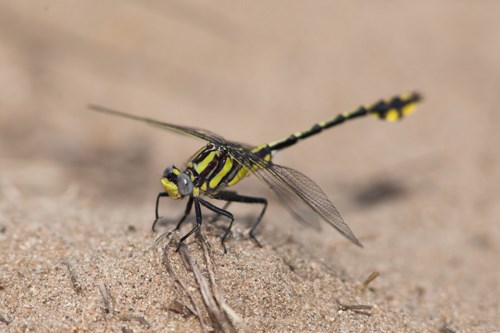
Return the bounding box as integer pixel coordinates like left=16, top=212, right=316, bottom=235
left=198, top=233, right=245, bottom=330
left=162, top=246, right=207, bottom=332
left=98, top=282, right=113, bottom=314
left=64, top=257, right=82, bottom=293
left=337, top=300, right=373, bottom=316
left=360, top=271, right=380, bottom=291
left=179, top=244, right=229, bottom=332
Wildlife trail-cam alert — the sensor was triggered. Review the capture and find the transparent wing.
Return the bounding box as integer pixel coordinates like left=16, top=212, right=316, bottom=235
left=258, top=169, right=321, bottom=230
left=257, top=164, right=362, bottom=246
left=228, top=147, right=362, bottom=246
left=89, top=104, right=227, bottom=144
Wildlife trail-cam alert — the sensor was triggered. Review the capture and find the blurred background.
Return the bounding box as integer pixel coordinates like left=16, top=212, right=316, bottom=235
left=1, top=1, right=499, bottom=330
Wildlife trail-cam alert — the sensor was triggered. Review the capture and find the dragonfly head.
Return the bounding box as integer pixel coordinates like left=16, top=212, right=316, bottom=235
left=161, top=165, right=194, bottom=199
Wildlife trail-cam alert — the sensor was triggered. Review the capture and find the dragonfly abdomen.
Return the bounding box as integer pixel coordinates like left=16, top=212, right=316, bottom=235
left=268, top=92, right=421, bottom=152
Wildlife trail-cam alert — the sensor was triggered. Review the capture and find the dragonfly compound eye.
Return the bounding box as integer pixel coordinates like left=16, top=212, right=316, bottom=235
left=177, top=173, right=194, bottom=196
left=163, top=165, right=180, bottom=181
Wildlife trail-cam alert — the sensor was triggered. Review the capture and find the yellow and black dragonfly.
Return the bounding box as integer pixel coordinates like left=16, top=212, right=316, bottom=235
left=90, top=92, right=421, bottom=252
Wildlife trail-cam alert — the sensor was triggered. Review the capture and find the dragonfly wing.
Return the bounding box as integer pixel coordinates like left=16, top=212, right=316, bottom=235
left=89, top=104, right=226, bottom=144
left=229, top=148, right=362, bottom=246
left=257, top=169, right=321, bottom=230
left=257, top=164, right=362, bottom=247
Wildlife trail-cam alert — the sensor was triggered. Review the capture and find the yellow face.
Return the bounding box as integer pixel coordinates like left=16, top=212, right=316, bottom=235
left=161, top=177, right=181, bottom=199
left=161, top=165, right=182, bottom=199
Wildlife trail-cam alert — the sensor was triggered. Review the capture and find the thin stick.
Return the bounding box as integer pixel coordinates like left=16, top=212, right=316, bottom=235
left=198, top=233, right=244, bottom=330
left=338, top=304, right=373, bottom=311
left=64, top=257, right=82, bottom=293
left=179, top=244, right=233, bottom=333
left=98, top=282, right=113, bottom=314
left=336, top=300, right=373, bottom=316
left=360, top=271, right=380, bottom=290
left=162, top=246, right=207, bottom=333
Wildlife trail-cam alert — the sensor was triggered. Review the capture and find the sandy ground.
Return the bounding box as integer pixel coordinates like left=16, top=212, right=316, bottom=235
left=1, top=1, right=500, bottom=332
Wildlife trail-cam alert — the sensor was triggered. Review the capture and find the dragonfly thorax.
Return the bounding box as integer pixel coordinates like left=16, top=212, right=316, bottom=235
left=161, top=165, right=194, bottom=199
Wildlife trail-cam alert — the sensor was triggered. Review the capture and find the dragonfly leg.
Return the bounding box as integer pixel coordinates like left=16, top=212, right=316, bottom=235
left=207, top=201, right=231, bottom=224
left=199, top=198, right=234, bottom=253
left=213, top=191, right=267, bottom=248
left=152, top=192, right=169, bottom=231
left=176, top=197, right=201, bottom=251
left=153, top=194, right=194, bottom=232
left=174, top=196, right=194, bottom=230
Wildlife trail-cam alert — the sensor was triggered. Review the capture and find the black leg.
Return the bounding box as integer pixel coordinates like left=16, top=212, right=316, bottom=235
left=176, top=197, right=202, bottom=251
left=213, top=191, right=267, bottom=247
left=199, top=198, right=234, bottom=253
left=152, top=192, right=169, bottom=231
left=154, top=197, right=194, bottom=248
left=153, top=196, right=194, bottom=232
left=174, top=197, right=194, bottom=230
left=207, top=201, right=231, bottom=224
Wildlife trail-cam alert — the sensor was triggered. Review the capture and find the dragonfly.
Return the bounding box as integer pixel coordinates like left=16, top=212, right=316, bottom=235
left=90, top=92, right=421, bottom=252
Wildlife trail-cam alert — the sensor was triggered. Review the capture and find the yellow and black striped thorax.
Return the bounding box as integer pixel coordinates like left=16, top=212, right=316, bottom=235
left=186, top=143, right=272, bottom=194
